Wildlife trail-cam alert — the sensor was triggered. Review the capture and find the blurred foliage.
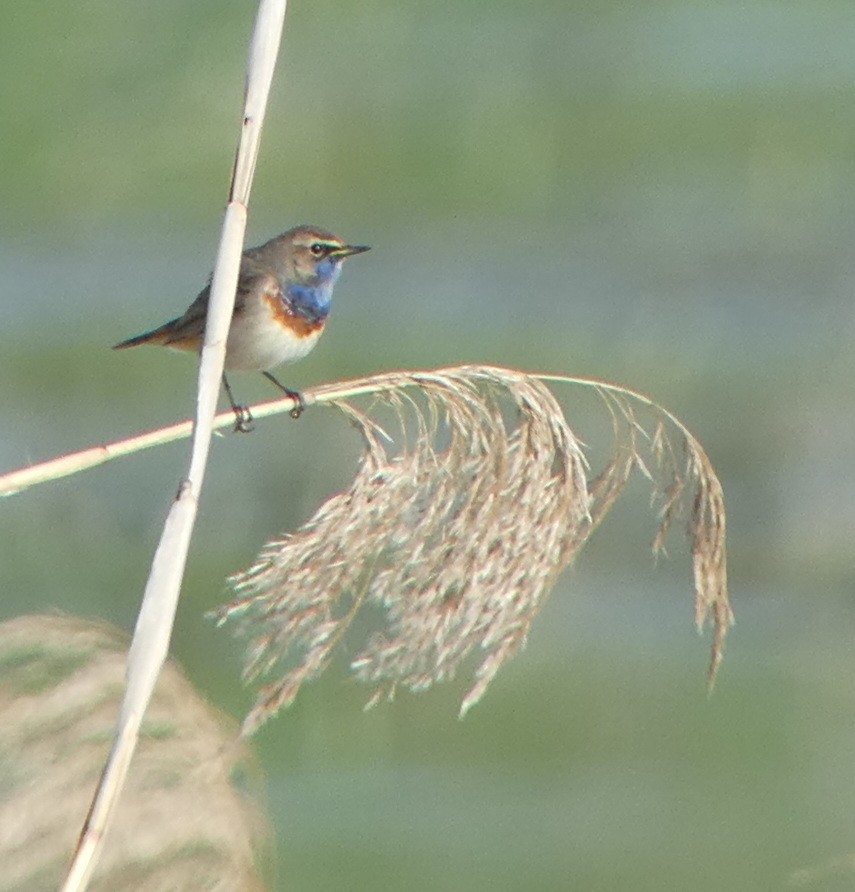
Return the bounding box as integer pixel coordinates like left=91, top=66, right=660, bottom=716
left=4, top=0, right=855, bottom=238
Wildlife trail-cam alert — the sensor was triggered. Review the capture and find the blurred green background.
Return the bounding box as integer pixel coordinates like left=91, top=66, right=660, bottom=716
left=3, top=1, right=855, bottom=889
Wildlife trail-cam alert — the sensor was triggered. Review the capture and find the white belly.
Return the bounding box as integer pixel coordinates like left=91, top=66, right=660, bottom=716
left=224, top=317, right=322, bottom=371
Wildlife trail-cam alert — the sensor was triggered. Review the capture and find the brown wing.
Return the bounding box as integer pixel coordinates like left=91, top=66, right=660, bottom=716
left=114, top=248, right=274, bottom=352
left=182, top=244, right=276, bottom=328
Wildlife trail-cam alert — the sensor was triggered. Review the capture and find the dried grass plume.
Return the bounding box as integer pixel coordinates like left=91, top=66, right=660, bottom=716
left=0, top=615, right=268, bottom=890
left=214, top=365, right=732, bottom=736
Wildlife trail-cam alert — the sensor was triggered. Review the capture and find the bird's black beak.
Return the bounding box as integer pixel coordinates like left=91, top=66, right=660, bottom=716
left=333, top=244, right=371, bottom=259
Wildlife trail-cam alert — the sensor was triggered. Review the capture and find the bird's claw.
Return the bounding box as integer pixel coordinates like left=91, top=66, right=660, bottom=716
left=232, top=405, right=255, bottom=433
left=283, top=388, right=305, bottom=419
left=289, top=393, right=305, bottom=420
left=259, top=372, right=305, bottom=419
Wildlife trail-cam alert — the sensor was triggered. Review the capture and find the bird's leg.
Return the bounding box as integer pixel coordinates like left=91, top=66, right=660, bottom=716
left=262, top=371, right=305, bottom=419
left=222, top=373, right=254, bottom=433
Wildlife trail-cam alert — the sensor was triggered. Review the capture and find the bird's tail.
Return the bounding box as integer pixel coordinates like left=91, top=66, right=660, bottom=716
left=112, top=320, right=180, bottom=350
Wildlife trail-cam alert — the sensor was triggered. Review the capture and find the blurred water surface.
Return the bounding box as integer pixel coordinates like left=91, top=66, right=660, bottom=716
left=2, top=2, right=855, bottom=889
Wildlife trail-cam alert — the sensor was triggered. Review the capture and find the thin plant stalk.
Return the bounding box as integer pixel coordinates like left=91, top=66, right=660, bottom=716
left=3, top=369, right=710, bottom=498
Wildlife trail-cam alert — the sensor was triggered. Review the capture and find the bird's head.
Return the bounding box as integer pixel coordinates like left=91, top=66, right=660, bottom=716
left=283, top=226, right=371, bottom=287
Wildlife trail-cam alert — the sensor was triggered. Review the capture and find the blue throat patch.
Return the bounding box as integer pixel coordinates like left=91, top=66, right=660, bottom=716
left=285, top=260, right=342, bottom=323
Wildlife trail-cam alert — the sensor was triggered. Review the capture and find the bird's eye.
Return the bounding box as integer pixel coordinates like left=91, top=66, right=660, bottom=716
left=310, top=242, right=327, bottom=257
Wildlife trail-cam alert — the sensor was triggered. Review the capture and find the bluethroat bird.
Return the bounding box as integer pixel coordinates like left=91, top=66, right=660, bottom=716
left=114, top=225, right=369, bottom=431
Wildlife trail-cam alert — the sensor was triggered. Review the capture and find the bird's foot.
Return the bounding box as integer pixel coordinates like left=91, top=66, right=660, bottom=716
left=232, top=404, right=255, bottom=433
left=261, top=371, right=305, bottom=419
left=284, top=389, right=305, bottom=420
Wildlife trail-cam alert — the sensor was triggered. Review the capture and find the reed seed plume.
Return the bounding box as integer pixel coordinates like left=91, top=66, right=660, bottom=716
left=214, top=365, right=731, bottom=736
